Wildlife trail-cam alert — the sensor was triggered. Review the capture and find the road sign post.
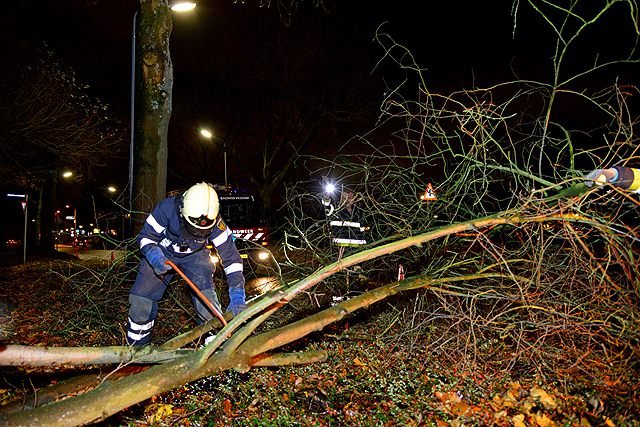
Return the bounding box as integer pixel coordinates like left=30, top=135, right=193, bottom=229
left=7, top=194, right=28, bottom=263
left=22, top=201, right=27, bottom=263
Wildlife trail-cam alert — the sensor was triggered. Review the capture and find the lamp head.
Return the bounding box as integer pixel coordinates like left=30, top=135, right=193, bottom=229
left=325, top=183, right=336, bottom=194
left=170, top=2, right=196, bottom=11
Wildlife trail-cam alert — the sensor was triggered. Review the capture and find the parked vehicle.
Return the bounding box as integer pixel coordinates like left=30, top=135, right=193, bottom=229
left=72, top=236, right=88, bottom=247
left=213, top=186, right=272, bottom=275
left=167, top=185, right=274, bottom=275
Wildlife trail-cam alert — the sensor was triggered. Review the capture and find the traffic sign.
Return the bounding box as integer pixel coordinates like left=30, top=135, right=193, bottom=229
left=21, top=201, right=27, bottom=214
left=421, top=183, right=437, bottom=201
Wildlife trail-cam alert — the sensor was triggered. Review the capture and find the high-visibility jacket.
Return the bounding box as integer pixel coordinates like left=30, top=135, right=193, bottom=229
left=137, top=195, right=245, bottom=290
left=322, top=197, right=366, bottom=247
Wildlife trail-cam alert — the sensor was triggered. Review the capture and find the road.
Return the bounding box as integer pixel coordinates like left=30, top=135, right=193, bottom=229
left=57, top=244, right=126, bottom=261
left=56, top=245, right=281, bottom=295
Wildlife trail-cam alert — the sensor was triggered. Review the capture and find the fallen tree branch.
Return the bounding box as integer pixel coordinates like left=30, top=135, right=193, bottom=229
left=0, top=211, right=606, bottom=426
left=0, top=345, right=194, bottom=367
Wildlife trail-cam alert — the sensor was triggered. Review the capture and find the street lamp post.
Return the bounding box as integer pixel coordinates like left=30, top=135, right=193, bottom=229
left=200, top=128, right=228, bottom=187
left=55, top=210, right=61, bottom=249
left=128, top=1, right=196, bottom=237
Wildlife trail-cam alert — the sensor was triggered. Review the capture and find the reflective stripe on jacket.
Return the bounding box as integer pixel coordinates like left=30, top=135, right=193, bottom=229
left=137, top=196, right=245, bottom=289
left=324, top=200, right=366, bottom=247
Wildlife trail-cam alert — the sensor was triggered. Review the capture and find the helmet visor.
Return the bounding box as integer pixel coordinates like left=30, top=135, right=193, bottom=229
left=188, top=215, right=216, bottom=229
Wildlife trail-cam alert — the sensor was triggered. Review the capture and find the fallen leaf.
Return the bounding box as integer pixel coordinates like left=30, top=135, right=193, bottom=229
left=524, top=400, right=534, bottom=413
left=502, top=391, right=518, bottom=408
left=452, top=401, right=471, bottom=416
left=222, top=398, right=232, bottom=414
left=535, top=412, right=553, bottom=427
left=494, top=410, right=507, bottom=419
left=588, top=396, right=604, bottom=415
left=145, top=403, right=173, bottom=416
left=605, top=417, right=616, bottom=427
left=512, top=414, right=526, bottom=427
left=144, top=403, right=173, bottom=423
left=352, top=357, right=367, bottom=367
left=491, top=394, right=503, bottom=410
left=435, top=390, right=462, bottom=404
left=531, top=387, right=557, bottom=409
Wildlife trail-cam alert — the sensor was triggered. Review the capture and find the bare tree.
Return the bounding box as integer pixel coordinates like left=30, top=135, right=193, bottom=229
left=169, top=4, right=381, bottom=218
left=0, top=39, right=125, bottom=250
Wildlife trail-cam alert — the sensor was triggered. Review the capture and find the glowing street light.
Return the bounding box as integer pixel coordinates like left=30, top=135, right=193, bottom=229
left=62, top=171, right=73, bottom=178
left=200, top=129, right=212, bottom=138
left=171, top=2, right=196, bottom=11
left=108, top=186, right=116, bottom=193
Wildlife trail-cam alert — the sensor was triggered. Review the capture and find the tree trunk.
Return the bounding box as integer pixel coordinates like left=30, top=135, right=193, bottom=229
left=259, top=184, right=274, bottom=225
left=131, top=0, right=173, bottom=236
left=35, top=179, right=56, bottom=251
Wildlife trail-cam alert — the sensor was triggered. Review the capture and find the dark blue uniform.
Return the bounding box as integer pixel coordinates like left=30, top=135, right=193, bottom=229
left=322, top=197, right=366, bottom=247
left=127, top=196, right=245, bottom=345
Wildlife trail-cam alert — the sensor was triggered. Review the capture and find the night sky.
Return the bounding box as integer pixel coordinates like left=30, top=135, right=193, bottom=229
left=5, top=1, right=537, bottom=115
left=1, top=0, right=637, bottom=239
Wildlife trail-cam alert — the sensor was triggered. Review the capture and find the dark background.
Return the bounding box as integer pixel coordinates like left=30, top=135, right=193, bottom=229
left=1, top=0, right=637, bottom=241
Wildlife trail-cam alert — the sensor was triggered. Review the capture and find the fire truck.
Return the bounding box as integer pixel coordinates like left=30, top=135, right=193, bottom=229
left=167, top=185, right=271, bottom=272
left=214, top=185, right=271, bottom=269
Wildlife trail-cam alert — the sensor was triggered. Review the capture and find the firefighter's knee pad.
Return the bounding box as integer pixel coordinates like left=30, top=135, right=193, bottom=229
left=129, top=293, right=154, bottom=323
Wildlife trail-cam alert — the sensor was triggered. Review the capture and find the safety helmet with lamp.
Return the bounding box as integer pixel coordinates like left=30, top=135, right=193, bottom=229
left=182, top=183, right=219, bottom=230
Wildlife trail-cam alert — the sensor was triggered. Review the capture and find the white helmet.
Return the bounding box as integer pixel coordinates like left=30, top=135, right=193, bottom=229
left=182, top=183, right=219, bottom=229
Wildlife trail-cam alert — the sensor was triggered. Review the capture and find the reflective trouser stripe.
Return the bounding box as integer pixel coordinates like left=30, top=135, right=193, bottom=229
left=127, top=317, right=154, bottom=342
left=330, top=220, right=362, bottom=228
left=333, top=238, right=366, bottom=245
left=224, top=262, right=243, bottom=275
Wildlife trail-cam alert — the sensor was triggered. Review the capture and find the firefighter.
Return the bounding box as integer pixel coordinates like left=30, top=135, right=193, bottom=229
left=322, top=187, right=366, bottom=260
left=126, top=182, right=247, bottom=346
left=585, top=166, right=640, bottom=192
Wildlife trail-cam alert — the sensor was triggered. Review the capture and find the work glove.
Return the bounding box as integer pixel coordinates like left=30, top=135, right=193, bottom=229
left=584, top=168, right=617, bottom=187
left=228, top=287, right=247, bottom=317
left=145, top=246, right=171, bottom=275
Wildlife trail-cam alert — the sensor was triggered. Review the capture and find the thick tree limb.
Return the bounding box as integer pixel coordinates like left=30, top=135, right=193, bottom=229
left=0, top=366, right=148, bottom=415
left=0, top=345, right=194, bottom=367
left=250, top=350, right=328, bottom=367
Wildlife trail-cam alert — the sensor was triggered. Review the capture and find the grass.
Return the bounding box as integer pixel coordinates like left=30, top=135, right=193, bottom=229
left=0, top=250, right=638, bottom=426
